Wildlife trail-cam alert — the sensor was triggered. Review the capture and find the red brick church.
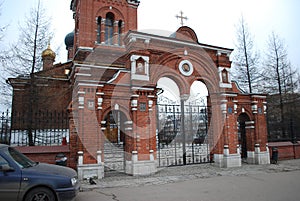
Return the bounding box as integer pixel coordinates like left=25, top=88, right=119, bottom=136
left=9, top=0, right=270, bottom=179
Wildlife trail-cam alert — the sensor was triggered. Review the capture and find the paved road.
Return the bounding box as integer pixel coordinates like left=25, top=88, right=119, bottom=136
left=75, top=160, right=300, bottom=201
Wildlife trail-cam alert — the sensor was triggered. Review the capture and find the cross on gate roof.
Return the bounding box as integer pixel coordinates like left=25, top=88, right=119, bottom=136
left=176, top=11, right=188, bottom=26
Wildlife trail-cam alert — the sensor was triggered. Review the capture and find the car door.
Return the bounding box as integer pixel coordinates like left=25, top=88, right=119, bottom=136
left=0, top=153, right=21, bottom=201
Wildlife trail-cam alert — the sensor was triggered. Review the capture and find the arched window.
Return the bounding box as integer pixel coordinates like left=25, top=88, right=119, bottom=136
left=222, top=69, right=229, bottom=83
left=118, top=20, right=123, bottom=45
left=105, top=12, right=114, bottom=45
left=97, top=16, right=102, bottom=43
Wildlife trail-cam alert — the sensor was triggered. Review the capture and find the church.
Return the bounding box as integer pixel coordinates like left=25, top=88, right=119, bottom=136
left=9, top=0, right=270, bottom=180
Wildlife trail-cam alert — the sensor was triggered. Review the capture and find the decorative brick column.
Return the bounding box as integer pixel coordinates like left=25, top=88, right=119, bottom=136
left=252, top=95, right=270, bottom=165
left=222, top=95, right=242, bottom=168
left=73, top=65, right=104, bottom=180
left=125, top=91, right=157, bottom=176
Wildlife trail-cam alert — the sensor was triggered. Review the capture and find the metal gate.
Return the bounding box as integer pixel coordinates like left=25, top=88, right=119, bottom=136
left=103, top=110, right=126, bottom=172
left=156, top=97, right=211, bottom=167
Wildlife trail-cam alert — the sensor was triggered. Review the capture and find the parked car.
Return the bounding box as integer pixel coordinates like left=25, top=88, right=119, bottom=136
left=0, top=144, right=80, bottom=201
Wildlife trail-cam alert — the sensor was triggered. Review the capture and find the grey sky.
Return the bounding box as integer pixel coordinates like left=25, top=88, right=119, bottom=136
left=1, top=0, right=299, bottom=70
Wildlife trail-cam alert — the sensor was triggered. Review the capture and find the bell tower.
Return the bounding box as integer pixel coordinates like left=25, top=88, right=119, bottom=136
left=70, top=0, right=140, bottom=52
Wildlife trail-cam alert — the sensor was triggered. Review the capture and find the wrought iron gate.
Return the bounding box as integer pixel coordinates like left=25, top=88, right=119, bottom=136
left=156, top=97, right=211, bottom=167
left=103, top=110, right=126, bottom=172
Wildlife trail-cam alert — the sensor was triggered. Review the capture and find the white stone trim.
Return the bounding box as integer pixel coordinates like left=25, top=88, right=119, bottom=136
left=220, top=83, right=233, bottom=88
left=247, top=151, right=255, bottom=164
left=223, top=154, right=241, bottom=168
left=124, top=121, right=133, bottom=125
left=221, top=93, right=237, bottom=97
left=131, top=87, right=154, bottom=91
left=77, top=164, right=104, bottom=180
left=78, top=83, right=104, bottom=87
left=251, top=95, right=267, bottom=99
left=75, top=73, right=92, bottom=77
left=213, top=154, right=224, bottom=168
left=255, top=151, right=270, bottom=165
left=107, top=70, right=126, bottom=84
left=178, top=60, right=194, bottom=76
left=218, top=67, right=232, bottom=88
left=127, top=32, right=233, bottom=55
left=77, top=46, right=94, bottom=51
left=130, top=55, right=150, bottom=81
left=74, top=63, right=129, bottom=71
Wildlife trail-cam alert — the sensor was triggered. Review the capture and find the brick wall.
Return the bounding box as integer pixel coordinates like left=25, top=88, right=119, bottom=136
left=268, top=141, right=300, bottom=160
left=14, top=145, right=73, bottom=168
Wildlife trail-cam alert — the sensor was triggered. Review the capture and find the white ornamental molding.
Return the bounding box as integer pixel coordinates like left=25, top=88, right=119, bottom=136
left=78, top=97, right=84, bottom=109
left=178, top=60, right=194, bottom=76
left=130, top=55, right=150, bottom=81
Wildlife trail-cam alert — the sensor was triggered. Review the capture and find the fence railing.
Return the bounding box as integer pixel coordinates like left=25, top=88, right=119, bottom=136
left=0, top=110, right=10, bottom=144
left=1, top=110, right=69, bottom=146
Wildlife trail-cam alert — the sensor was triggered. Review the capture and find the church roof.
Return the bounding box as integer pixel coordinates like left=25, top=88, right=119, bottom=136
left=42, top=44, right=56, bottom=59
left=65, top=31, right=74, bottom=49
left=172, top=26, right=199, bottom=43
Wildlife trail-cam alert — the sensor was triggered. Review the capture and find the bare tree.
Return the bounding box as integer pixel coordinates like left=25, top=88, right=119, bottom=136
left=232, top=16, right=260, bottom=93
left=3, top=0, right=54, bottom=145
left=0, top=1, right=6, bottom=42
left=262, top=32, right=297, bottom=95
left=5, top=0, right=53, bottom=76
left=263, top=32, right=299, bottom=140
left=1, top=0, right=54, bottom=103
left=0, top=1, right=10, bottom=109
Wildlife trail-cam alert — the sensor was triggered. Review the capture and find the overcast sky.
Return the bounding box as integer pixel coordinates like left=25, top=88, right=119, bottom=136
left=1, top=0, right=299, bottom=70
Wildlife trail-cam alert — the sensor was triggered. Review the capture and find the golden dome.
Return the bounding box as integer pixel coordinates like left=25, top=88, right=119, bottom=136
left=42, top=44, right=56, bottom=59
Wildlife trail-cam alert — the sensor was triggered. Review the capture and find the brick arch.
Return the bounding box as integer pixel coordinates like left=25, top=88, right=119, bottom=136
left=101, top=105, right=131, bottom=123
left=237, top=112, right=255, bottom=159
left=96, top=6, right=125, bottom=21
left=152, top=65, right=190, bottom=96
left=236, top=110, right=254, bottom=122
left=152, top=49, right=221, bottom=96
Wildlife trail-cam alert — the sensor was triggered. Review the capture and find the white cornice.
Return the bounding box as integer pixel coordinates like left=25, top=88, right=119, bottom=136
left=74, top=63, right=128, bottom=71
left=127, top=32, right=233, bottom=54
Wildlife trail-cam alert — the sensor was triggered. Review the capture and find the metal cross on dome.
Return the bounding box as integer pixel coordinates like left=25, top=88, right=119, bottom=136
left=176, top=11, right=188, bottom=26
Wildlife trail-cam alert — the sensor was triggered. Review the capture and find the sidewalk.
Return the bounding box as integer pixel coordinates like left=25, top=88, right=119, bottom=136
left=80, top=159, right=300, bottom=190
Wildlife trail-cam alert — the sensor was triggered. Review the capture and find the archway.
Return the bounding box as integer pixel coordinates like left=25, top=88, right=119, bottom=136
left=103, top=110, right=127, bottom=172
left=238, top=113, right=250, bottom=161
left=104, top=110, right=126, bottom=144
left=156, top=78, right=211, bottom=166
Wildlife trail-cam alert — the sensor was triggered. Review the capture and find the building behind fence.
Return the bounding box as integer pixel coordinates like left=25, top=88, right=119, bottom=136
left=267, top=94, right=300, bottom=142
left=1, top=110, right=69, bottom=146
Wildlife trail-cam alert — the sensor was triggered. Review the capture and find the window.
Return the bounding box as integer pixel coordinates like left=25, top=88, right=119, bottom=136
left=97, top=17, right=102, bottom=43
left=105, top=12, right=114, bottom=45
left=136, top=57, right=145, bottom=74
left=118, top=20, right=123, bottom=45
left=222, top=69, right=229, bottom=83
left=0, top=155, right=9, bottom=167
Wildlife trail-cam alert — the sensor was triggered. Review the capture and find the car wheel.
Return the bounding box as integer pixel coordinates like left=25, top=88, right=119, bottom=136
left=25, top=187, right=56, bottom=201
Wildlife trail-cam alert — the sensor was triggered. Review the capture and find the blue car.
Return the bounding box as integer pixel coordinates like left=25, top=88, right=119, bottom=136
left=0, top=144, right=80, bottom=201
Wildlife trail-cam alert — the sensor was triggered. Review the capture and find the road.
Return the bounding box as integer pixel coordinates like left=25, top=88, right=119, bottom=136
left=76, top=169, right=300, bottom=201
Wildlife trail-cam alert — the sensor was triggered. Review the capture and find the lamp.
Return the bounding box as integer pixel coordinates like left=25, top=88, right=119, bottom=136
left=64, top=68, right=70, bottom=75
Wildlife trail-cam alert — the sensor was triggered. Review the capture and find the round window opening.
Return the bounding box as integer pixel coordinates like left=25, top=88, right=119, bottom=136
left=179, top=60, right=193, bottom=76
left=182, top=63, right=190, bottom=72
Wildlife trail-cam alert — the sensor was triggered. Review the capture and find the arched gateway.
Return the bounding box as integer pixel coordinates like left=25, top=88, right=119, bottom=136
left=67, top=0, right=270, bottom=180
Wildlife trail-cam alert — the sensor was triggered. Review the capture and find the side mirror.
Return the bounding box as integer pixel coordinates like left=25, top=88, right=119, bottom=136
left=0, top=164, right=15, bottom=172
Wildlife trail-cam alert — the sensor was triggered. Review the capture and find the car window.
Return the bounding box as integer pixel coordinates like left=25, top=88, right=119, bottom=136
left=0, top=155, right=9, bottom=167
left=4, top=148, right=36, bottom=168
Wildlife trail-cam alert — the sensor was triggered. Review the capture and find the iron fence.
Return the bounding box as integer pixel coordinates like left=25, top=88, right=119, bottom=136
left=0, top=110, right=10, bottom=144
left=156, top=103, right=211, bottom=167
left=1, top=110, right=69, bottom=146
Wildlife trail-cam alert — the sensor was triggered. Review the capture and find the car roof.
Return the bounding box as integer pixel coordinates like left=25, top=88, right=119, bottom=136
left=0, top=144, right=9, bottom=149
